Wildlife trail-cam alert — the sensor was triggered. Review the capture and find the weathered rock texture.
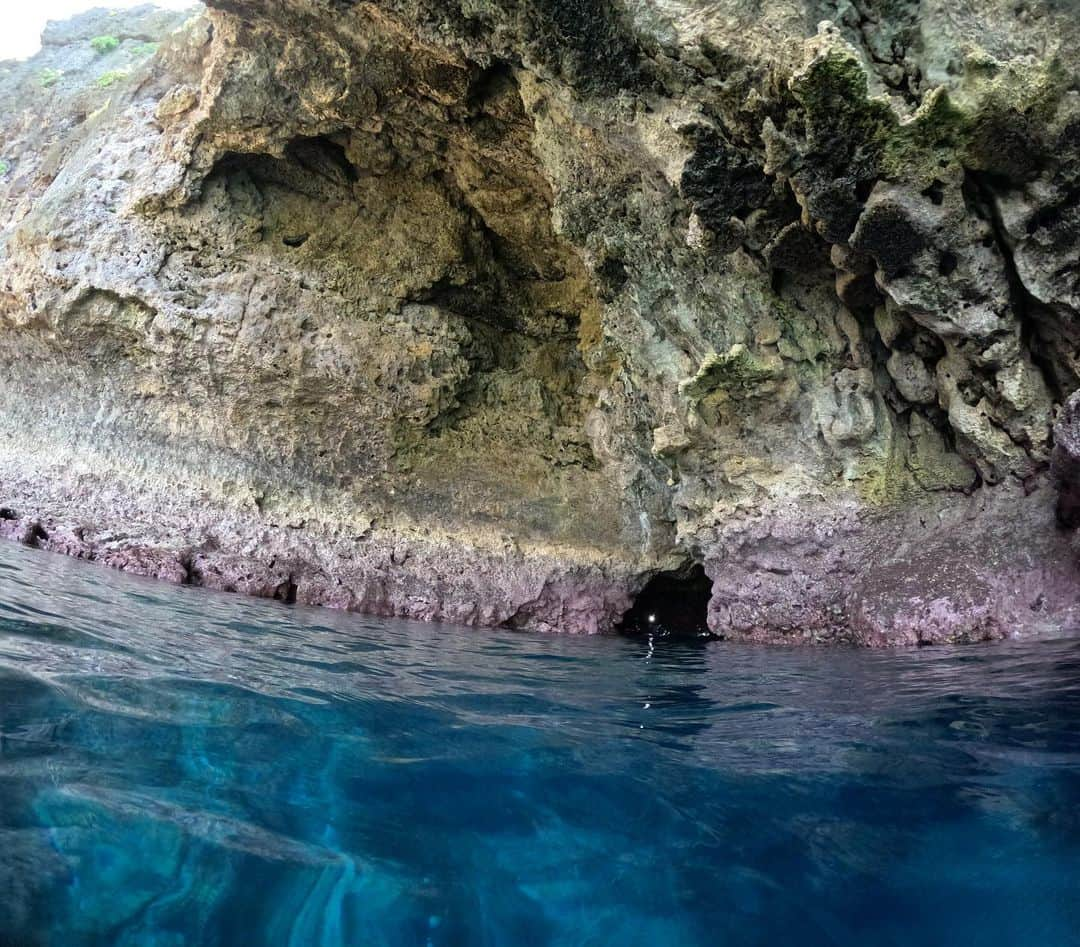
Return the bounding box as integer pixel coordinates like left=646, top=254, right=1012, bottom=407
left=1, top=1, right=1079, bottom=643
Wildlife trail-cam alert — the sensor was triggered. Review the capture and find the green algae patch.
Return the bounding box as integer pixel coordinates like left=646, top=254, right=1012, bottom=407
left=880, top=56, right=1069, bottom=185
left=788, top=40, right=1071, bottom=191
left=776, top=305, right=833, bottom=365
left=906, top=414, right=978, bottom=493
left=853, top=457, right=913, bottom=507
left=791, top=49, right=895, bottom=154
left=880, top=88, right=972, bottom=185
left=852, top=413, right=977, bottom=508
left=957, top=55, right=1070, bottom=180
left=849, top=424, right=915, bottom=508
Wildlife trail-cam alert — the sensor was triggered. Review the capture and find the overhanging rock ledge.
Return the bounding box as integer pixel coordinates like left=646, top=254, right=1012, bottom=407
left=1, top=0, right=1079, bottom=643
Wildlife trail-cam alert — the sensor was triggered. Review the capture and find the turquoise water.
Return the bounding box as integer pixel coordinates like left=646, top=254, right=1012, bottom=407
left=1, top=543, right=1079, bottom=946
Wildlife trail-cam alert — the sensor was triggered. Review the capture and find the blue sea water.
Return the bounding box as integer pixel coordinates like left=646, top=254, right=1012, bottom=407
left=0, top=542, right=1078, bottom=946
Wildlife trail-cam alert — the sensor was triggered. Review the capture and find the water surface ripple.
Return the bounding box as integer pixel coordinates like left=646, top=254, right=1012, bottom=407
left=1, top=543, right=1078, bottom=946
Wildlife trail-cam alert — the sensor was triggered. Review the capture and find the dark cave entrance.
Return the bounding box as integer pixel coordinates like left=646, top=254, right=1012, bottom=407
left=618, top=563, right=715, bottom=639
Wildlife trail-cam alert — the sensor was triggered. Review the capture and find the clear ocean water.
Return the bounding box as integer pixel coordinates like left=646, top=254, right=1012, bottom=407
left=1, top=542, right=1079, bottom=947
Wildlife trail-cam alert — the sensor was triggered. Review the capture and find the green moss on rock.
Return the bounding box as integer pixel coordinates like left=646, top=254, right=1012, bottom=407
left=880, top=88, right=972, bottom=185
left=791, top=50, right=894, bottom=154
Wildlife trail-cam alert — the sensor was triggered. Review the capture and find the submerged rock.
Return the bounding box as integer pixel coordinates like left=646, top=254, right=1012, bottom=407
left=1, top=0, right=1078, bottom=643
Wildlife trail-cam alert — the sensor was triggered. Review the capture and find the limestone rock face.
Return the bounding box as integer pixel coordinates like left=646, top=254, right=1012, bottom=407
left=1, top=0, right=1078, bottom=643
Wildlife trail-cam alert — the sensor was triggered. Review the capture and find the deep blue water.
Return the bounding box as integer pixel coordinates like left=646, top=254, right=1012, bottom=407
left=1, top=543, right=1079, bottom=946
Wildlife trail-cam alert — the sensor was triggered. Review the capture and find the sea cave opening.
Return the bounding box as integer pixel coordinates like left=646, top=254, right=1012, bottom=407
left=618, top=563, right=715, bottom=639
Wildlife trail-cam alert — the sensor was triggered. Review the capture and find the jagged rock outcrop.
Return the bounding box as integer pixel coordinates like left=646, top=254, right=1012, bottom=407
left=1, top=0, right=1078, bottom=643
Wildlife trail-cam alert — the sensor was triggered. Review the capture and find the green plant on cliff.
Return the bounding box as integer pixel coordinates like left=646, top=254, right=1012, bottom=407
left=39, top=68, right=62, bottom=88
left=96, top=70, right=129, bottom=89
left=90, top=35, right=120, bottom=56
left=0, top=160, right=9, bottom=177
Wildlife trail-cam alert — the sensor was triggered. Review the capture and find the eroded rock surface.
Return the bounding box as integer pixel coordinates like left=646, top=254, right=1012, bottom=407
left=1, top=0, right=1078, bottom=643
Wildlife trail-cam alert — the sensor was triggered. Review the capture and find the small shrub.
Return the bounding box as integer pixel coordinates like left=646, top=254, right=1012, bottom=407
left=133, top=42, right=159, bottom=58
left=90, top=35, right=120, bottom=56
left=0, top=160, right=10, bottom=177
left=96, top=69, right=128, bottom=89
left=39, top=68, right=62, bottom=88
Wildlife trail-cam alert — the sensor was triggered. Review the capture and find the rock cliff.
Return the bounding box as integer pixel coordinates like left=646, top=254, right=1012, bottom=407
left=1, top=0, right=1078, bottom=643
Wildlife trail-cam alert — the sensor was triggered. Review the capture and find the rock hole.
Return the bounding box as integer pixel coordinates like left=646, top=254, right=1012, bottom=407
left=938, top=251, right=958, bottom=276
left=597, top=256, right=628, bottom=300
left=855, top=178, right=876, bottom=202
left=23, top=522, right=49, bottom=548
left=618, top=563, right=715, bottom=638
left=466, top=60, right=517, bottom=111
left=283, top=233, right=309, bottom=248
left=921, top=180, right=946, bottom=205
left=0, top=508, right=16, bottom=520
left=275, top=578, right=298, bottom=605
left=178, top=552, right=195, bottom=587
left=285, top=135, right=359, bottom=184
